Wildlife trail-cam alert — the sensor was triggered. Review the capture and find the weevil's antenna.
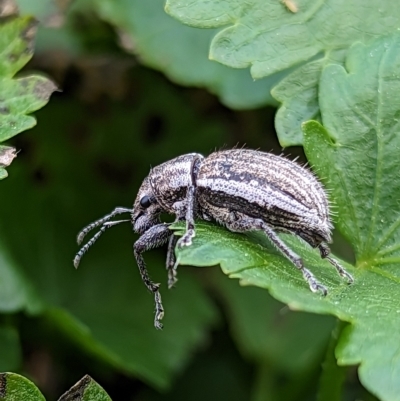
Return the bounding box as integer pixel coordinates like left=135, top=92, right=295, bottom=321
left=74, top=219, right=130, bottom=268
left=74, top=206, right=133, bottom=269
left=77, top=207, right=132, bottom=245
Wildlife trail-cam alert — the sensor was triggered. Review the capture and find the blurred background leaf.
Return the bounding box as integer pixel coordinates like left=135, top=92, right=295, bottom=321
left=0, top=14, right=56, bottom=178
left=58, top=375, right=112, bottom=401
left=166, top=0, right=400, bottom=145
left=0, top=372, right=46, bottom=401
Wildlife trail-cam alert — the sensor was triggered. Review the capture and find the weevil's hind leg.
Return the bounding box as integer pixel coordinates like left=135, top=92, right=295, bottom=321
left=318, top=243, right=354, bottom=284
left=225, top=215, right=328, bottom=295
left=77, top=207, right=132, bottom=245
left=166, top=234, right=179, bottom=289
left=134, top=223, right=171, bottom=329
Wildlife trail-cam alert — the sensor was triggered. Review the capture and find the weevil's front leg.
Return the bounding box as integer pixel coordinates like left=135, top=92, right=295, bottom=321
left=166, top=234, right=179, bottom=288
left=134, top=223, right=171, bottom=329
left=225, top=215, right=328, bottom=295
left=318, top=243, right=354, bottom=283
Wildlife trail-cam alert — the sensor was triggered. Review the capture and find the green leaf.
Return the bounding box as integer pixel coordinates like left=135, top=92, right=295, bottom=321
left=0, top=373, right=110, bottom=401
left=272, top=49, right=348, bottom=146
left=0, top=146, right=17, bottom=180
left=17, top=0, right=64, bottom=23
left=272, top=58, right=324, bottom=147
left=173, top=34, right=400, bottom=401
left=211, top=271, right=334, bottom=373
left=58, top=375, right=111, bottom=401
left=212, top=272, right=335, bottom=400
left=0, top=15, right=57, bottom=178
left=0, top=16, right=57, bottom=143
left=165, top=0, right=400, bottom=145
left=0, top=327, right=21, bottom=372
left=0, top=373, right=46, bottom=401
left=80, top=0, right=279, bottom=109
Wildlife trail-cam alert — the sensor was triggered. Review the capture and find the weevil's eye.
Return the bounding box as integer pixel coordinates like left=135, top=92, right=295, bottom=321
left=140, top=195, right=152, bottom=209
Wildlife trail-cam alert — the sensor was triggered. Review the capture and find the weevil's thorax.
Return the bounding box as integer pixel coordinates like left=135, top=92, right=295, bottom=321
left=149, top=153, right=204, bottom=215
left=196, top=149, right=332, bottom=244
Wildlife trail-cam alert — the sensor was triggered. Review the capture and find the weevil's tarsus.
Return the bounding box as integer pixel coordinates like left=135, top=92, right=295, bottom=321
left=153, top=290, right=164, bottom=330
left=301, top=267, right=328, bottom=296
left=325, top=255, right=354, bottom=283
left=169, top=255, right=181, bottom=289
left=77, top=207, right=132, bottom=245
left=318, top=243, right=354, bottom=284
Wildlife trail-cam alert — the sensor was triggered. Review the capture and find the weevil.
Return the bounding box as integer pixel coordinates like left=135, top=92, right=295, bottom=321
left=74, top=149, right=353, bottom=329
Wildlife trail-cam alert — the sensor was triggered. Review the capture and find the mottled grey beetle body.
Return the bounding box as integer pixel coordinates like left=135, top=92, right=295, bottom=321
left=196, top=149, right=331, bottom=246
left=74, top=149, right=353, bottom=329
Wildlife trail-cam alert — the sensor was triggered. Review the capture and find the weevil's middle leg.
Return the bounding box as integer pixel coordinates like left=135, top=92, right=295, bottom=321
left=176, top=154, right=203, bottom=249
left=177, top=185, right=196, bottom=247
left=225, top=215, right=328, bottom=295
left=318, top=243, right=354, bottom=283
left=166, top=234, right=179, bottom=288
left=134, top=223, right=171, bottom=329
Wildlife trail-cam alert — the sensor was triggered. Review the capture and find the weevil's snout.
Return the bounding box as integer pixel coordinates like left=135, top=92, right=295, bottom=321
left=133, top=177, right=161, bottom=234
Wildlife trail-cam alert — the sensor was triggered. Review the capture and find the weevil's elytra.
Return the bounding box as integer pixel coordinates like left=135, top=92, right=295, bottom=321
left=74, top=149, right=354, bottom=329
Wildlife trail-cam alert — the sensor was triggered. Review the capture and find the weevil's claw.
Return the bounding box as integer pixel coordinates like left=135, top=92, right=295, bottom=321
left=342, top=270, right=354, bottom=284
left=325, top=255, right=354, bottom=285
left=309, top=280, right=328, bottom=296
left=310, top=282, right=328, bottom=296
left=154, top=320, right=163, bottom=330
left=316, top=283, right=328, bottom=296
left=153, top=287, right=164, bottom=330
left=302, top=267, right=328, bottom=296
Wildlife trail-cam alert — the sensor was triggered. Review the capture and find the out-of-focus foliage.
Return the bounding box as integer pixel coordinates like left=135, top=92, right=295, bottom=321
left=0, top=14, right=56, bottom=178
left=0, top=373, right=110, bottom=401
left=166, top=0, right=400, bottom=146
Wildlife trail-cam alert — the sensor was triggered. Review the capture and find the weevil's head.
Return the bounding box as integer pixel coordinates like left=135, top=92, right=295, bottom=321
left=132, top=176, right=162, bottom=234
